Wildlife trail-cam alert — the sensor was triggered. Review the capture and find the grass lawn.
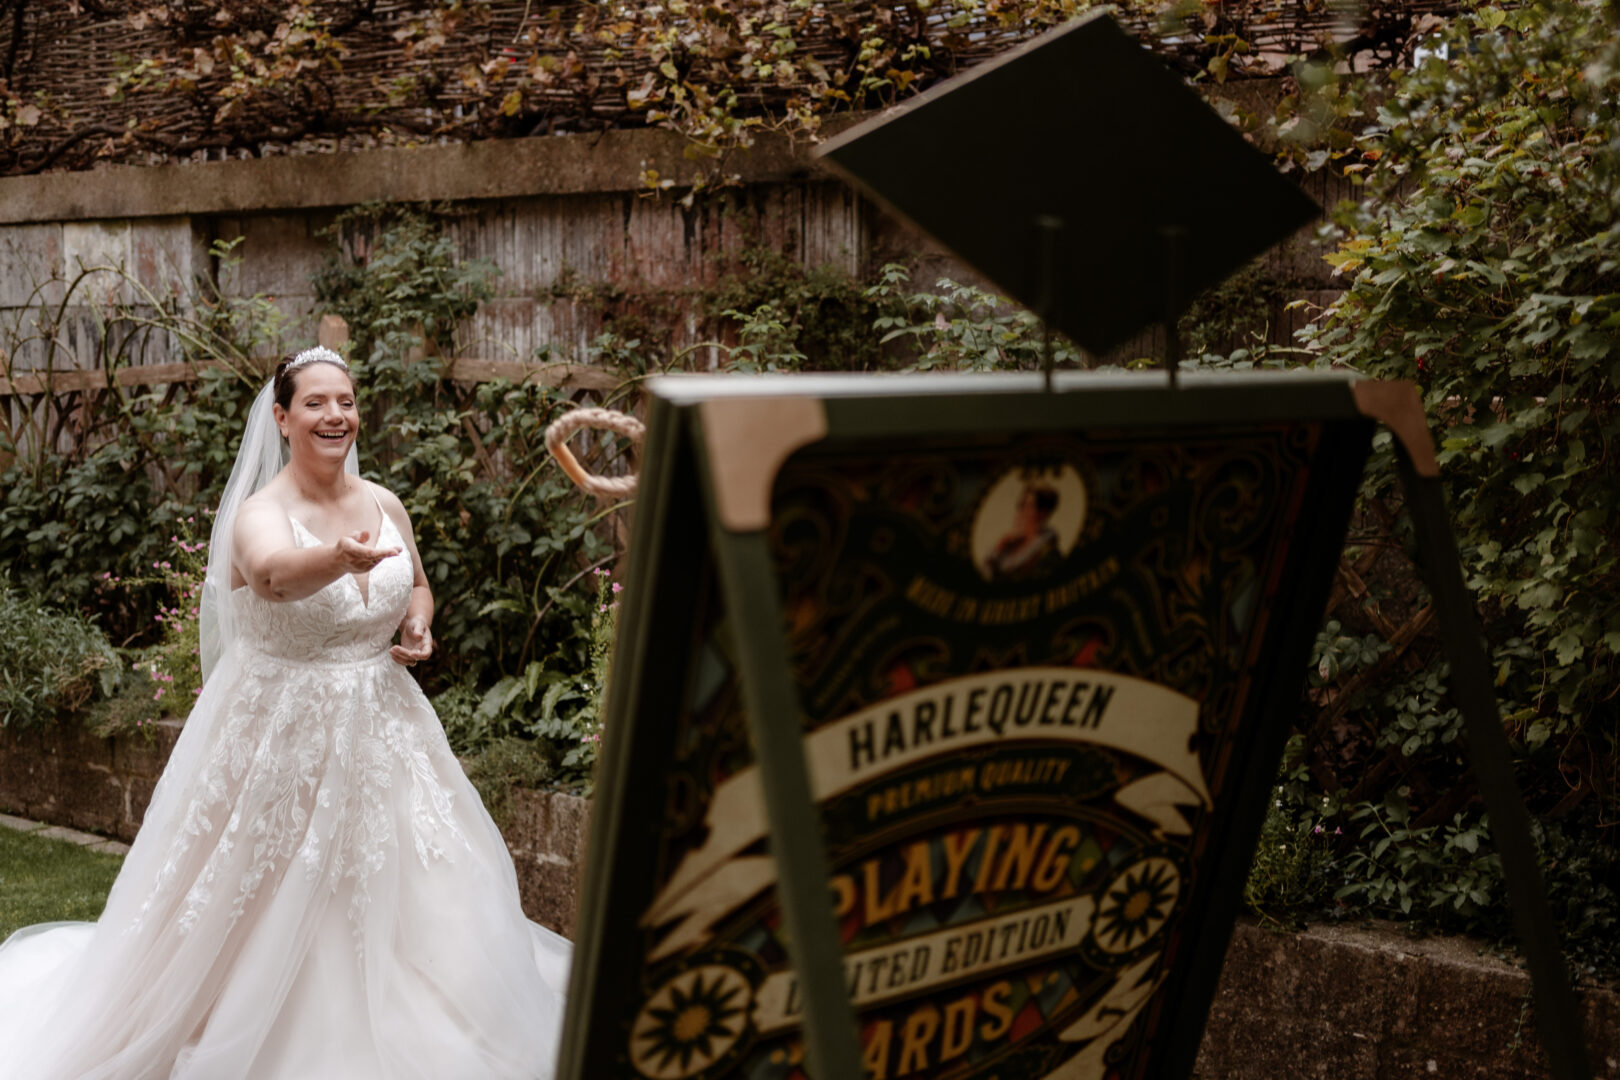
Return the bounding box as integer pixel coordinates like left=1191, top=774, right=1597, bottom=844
left=0, top=826, right=123, bottom=940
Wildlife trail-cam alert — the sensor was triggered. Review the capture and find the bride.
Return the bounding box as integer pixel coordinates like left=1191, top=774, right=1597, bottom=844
left=0, top=347, right=571, bottom=1079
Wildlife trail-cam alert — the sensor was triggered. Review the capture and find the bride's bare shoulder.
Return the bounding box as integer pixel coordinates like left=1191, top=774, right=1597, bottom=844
left=235, top=490, right=296, bottom=535
left=231, top=490, right=298, bottom=588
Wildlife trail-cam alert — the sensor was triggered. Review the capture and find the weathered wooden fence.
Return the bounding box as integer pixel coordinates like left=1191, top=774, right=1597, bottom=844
left=0, top=112, right=1349, bottom=471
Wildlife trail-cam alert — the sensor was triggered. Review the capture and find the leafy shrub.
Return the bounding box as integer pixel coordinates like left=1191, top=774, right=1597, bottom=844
left=867, top=264, right=1084, bottom=372
left=461, top=736, right=560, bottom=830
left=77, top=524, right=211, bottom=741
left=702, top=246, right=894, bottom=372
left=1230, top=0, right=1620, bottom=977
left=1244, top=793, right=1337, bottom=928
left=0, top=579, right=120, bottom=728
left=0, top=242, right=279, bottom=643
left=465, top=569, right=618, bottom=790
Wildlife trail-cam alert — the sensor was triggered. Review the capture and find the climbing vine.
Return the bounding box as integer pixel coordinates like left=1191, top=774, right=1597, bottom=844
left=0, top=0, right=1453, bottom=178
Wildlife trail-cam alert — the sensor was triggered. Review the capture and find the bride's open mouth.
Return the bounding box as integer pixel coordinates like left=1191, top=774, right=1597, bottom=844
left=314, top=430, right=349, bottom=441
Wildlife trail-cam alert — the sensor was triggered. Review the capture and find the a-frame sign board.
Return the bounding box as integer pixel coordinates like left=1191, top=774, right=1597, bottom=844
left=556, top=373, right=1588, bottom=1080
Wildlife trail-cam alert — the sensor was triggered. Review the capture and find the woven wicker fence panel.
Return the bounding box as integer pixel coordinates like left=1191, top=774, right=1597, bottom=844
left=0, top=0, right=1455, bottom=178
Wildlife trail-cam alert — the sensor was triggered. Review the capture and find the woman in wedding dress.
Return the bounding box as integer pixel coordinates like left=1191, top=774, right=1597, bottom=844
left=0, top=347, right=571, bottom=1079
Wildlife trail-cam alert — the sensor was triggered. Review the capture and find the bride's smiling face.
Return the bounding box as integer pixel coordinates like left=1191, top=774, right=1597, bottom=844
left=274, top=363, right=358, bottom=464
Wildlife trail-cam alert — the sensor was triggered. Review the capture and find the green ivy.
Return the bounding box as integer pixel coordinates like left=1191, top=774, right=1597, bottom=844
left=1304, top=1, right=1619, bottom=817
left=1229, top=0, right=1620, bottom=979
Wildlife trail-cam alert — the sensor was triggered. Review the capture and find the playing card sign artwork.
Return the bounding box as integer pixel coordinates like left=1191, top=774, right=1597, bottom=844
left=597, top=412, right=1349, bottom=1080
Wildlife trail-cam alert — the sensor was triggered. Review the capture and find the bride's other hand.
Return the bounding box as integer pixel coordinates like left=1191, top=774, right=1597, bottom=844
left=392, top=614, right=433, bottom=667
left=335, top=530, right=401, bottom=573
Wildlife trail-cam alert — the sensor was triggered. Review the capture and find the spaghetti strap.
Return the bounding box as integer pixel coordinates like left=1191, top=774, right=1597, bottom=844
left=369, top=487, right=391, bottom=539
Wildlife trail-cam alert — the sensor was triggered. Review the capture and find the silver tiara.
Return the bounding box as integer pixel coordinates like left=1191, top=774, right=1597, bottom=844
left=287, top=346, right=349, bottom=372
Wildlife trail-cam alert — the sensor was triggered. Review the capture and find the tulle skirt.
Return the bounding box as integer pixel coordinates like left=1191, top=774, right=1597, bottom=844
left=0, top=648, right=571, bottom=1079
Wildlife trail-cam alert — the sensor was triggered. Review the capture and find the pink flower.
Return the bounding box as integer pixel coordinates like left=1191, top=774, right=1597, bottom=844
left=611, top=582, right=623, bottom=594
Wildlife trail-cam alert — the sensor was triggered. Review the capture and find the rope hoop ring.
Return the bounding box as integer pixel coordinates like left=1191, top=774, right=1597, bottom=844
left=545, top=407, right=645, bottom=498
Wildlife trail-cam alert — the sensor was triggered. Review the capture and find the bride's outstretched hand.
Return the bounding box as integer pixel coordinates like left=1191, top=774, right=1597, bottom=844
left=392, top=614, right=433, bottom=667
left=336, top=530, right=401, bottom=573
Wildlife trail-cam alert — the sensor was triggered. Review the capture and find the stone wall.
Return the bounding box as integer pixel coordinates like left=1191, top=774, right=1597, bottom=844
left=503, top=787, right=592, bottom=938
left=0, top=717, right=180, bottom=844
left=1199, top=921, right=1620, bottom=1079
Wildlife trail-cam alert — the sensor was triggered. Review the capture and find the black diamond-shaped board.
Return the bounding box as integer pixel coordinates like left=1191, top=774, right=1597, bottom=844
left=817, top=12, right=1318, bottom=356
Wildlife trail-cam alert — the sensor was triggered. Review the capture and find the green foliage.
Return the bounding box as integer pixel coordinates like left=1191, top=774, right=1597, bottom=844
left=460, top=736, right=560, bottom=830
left=0, top=240, right=284, bottom=642
left=1335, top=795, right=1502, bottom=920
left=8, top=0, right=1440, bottom=185
left=0, top=438, right=164, bottom=620
left=1243, top=798, right=1336, bottom=928
left=1304, top=1, right=1619, bottom=818
left=1310, top=619, right=1389, bottom=685
left=868, top=264, right=1084, bottom=372
left=82, top=677, right=167, bottom=743
left=1312, top=0, right=1620, bottom=723
left=1, top=0, right=1137, bottom=178
left=1535, top=818, right=1620, bottom=980
left=82, top=523, right=211, bottom=738
left=314, top=205, right=498, bottom=369
left=1234, top=0, right=1620, bottom=976
left=1179, top=258, right=1293, bottom=363
left=461, top=570, right=617, bottom=790
left=702, top=246, right=892, bottom=371
left=0, top=579, right=120, bottom=729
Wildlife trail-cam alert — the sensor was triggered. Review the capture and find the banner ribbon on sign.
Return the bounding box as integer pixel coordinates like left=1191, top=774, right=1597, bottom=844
left=642, top=668, right=1210, bottom=960
left=752, top=895, right=1100, bottom=1034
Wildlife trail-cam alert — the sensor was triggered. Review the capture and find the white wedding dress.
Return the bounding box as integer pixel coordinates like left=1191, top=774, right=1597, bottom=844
left=0, top=508, right=571, bottom=1079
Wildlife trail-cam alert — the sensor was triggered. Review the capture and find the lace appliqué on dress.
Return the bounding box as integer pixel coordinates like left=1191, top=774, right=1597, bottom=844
left=128, top=511, right=469, bottom=949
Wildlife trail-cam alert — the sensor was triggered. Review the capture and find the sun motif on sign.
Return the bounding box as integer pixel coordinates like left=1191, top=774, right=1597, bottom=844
left=631, top=964, right=753, bottom=1079
left=1093, top=856, right=1180, bottom=955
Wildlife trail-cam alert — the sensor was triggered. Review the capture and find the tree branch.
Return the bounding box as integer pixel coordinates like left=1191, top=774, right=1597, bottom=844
left=20, top=122, right=125, bottom=175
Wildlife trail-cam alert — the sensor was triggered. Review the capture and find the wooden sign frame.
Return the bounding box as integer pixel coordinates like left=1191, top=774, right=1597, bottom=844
left=557, top=371, right=1588, bottom=1080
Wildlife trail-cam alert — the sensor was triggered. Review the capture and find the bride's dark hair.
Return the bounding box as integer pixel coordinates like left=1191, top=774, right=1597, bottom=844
left=273, top=348, right=355, bottom=410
